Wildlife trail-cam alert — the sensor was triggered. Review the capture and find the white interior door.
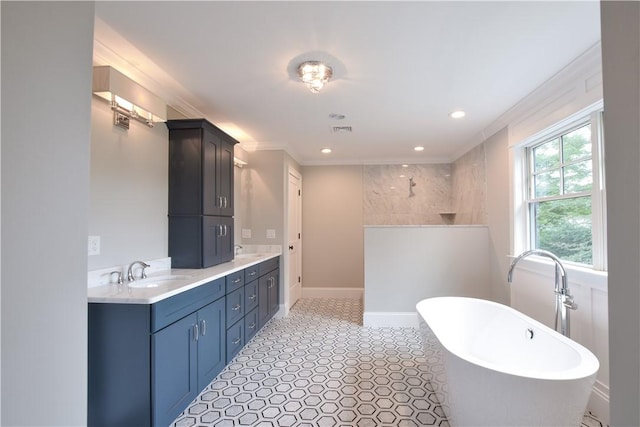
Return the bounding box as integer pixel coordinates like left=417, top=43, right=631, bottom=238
left=288, top=170, right=302, bottom=308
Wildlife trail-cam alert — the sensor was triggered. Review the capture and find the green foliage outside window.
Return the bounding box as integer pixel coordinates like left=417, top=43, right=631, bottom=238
left=529, top=124, right=593, bottom=265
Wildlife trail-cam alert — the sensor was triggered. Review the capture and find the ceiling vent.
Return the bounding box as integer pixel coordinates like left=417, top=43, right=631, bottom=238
left=331, top=126, right=352, bottom=134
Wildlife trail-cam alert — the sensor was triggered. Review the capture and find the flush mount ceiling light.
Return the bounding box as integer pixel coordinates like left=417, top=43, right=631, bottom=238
left=414, top=146, right=425, bottom=152
left=297, top=61, right=333, bottom=94
left=92, top=66, right=167, bottom=129
left=449, top=110, right=466, bottom=119
left=321, top=148, right=332, bottom=154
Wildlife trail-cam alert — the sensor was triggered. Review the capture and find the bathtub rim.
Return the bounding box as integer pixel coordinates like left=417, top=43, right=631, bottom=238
left=416, top=296, right=600, bottom=381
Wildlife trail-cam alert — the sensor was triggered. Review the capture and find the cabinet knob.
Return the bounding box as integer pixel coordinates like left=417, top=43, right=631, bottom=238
left=289, top=245, right=294, bottom=250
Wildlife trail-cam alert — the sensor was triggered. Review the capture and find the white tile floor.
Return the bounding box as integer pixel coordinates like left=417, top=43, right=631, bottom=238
left=172, top=298, right=607, bottom=427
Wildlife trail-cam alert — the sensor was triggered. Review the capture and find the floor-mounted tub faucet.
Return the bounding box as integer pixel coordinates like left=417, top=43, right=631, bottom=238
left=507, top=249, right=577, bottom=337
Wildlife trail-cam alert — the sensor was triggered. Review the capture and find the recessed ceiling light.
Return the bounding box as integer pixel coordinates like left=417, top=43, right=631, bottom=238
left=321, top=148, right=332, bottom=154
left=402, top=164, right=409, bottom=168
left=414, top=146, right=425, bottom=152
left=449, top=110, right=466, bottom=119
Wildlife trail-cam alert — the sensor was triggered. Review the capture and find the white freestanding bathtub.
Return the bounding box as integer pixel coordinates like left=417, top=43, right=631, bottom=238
left=417, top=297, right=599, bottom=427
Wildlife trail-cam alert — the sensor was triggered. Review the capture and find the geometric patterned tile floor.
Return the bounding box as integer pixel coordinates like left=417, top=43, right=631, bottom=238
left=172, top=298, right=607, bottom=427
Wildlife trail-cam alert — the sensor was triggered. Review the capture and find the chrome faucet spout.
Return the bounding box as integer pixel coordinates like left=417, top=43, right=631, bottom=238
left=127, top=261, right=150, bottom=282
left=507, top=249, right=576, bottom=337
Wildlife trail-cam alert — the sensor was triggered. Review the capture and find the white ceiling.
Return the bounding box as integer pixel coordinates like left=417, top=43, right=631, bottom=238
left=94, top=1, right=601, bottom=165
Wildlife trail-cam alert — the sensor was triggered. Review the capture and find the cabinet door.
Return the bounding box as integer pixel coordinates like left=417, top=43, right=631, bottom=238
left=202, top=216, right=234, bottom=267
left=216, top=216, right=234, bottom=264
left=269, top=269, right=280, bottom=317
left=152, top=313, right=198, bottom=427
left=197, top=298, right=226, bottom=389
left=202, top=129, right=219, bottom=216
left=258, top=274, right=270, bottom=329
left=217, top=139, right=234, bottom=216
left=168, top=128, right=203, bottom=216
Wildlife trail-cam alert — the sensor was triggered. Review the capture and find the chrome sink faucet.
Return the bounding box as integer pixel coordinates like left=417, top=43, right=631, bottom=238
left=127, top=261, right=150, bottom=282
left=234, top=244, right=243, bottom=255
left=507, top=249, right=577, bottom=337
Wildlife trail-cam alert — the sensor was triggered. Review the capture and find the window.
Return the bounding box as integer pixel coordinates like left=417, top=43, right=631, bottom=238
left=522, top=108, right=606, bottom=269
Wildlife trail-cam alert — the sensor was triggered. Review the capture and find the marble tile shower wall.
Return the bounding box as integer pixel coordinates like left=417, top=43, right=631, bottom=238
left=363, top=144, right=487, bottom=225
left=451, top=144, right=487, bottom=225
left=363, top=164, right=452, bottom=225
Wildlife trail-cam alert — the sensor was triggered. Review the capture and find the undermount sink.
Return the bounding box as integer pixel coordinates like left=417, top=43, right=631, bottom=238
left=236, top=253, right=264, bottom=259
left=127, top=275, right=191, bottom=288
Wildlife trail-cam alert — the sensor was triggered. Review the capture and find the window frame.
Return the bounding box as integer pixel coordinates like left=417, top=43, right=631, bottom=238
left=516, top=103, right=607, bottom=271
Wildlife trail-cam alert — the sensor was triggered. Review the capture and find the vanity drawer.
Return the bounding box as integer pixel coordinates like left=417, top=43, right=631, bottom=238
left=244, top=308, right=259, bottom=342
left=225, top=270, right=244, bottom=294
left=258, top=257, right=279, bottom=276
left=226, top=320, right=244, bottom=363
left=226, top=287, right=244, bottom=327
left=151, top=277, right=225, bottom=333
left=244, top=264, right=259, bottom=282
left=244, top=280, right=259, bottom=313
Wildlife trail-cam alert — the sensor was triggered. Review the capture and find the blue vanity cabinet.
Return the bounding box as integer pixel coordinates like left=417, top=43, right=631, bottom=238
left=88, top=277, right=226, bottom=427
left=152, top=297, right=226, bottom=427
left=258, top=263, right=280, bottom=329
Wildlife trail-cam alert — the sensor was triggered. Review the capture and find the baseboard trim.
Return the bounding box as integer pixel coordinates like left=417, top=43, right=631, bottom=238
left=588, top=380, right=609, bottom=425
left=363, top=311, right=419, bottom=328
left=301, top=287, right=363, bottom=300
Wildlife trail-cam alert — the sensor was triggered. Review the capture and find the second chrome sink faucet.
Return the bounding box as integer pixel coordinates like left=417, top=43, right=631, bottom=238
left=127, top=260, right=150, bottom=282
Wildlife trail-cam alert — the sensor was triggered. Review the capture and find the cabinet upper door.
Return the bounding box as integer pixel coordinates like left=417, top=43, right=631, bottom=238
left=202, top=129, right=219, bottom=216
left=168, top=128, right=203, bottom=215
left=216, top=138, right=234, bottom=217
left=167, top=119, right=237, bottom=217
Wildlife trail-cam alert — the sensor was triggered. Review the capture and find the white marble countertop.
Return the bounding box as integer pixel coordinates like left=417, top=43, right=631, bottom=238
left=87, top=252, right=280, bottom=305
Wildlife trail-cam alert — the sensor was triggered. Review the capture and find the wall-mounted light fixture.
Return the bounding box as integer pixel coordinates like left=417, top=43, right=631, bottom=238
left=233, top=145, right=249, bottom=168
left=92, top=66, right=167, bottom=129
left=297, top=61, right=333, bottom=94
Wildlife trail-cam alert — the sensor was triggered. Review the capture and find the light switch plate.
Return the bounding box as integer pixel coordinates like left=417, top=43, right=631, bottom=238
left=242, top=228, right=252, bottom=239
left=266, top=229, right=276, bottom=239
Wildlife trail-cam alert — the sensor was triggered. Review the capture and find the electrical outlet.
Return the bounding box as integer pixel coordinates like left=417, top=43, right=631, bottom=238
left=242, top=228, right=252, bottom=239
left=88, top=236, right=101, bottom=256
left=266, top=229, right=276, bottom=239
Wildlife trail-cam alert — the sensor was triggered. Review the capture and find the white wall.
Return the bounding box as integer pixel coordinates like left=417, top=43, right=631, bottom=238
left=88, top=98, right=169, bottom=271
left=1, top=2, right=94, bottom=425
left=600, top=2, right=640, bottom=425
left=484, top=127, right=511, bottom=304
left=364, top=226, right=491, bottom=326
left=302, top=166, right=364, bottom=290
